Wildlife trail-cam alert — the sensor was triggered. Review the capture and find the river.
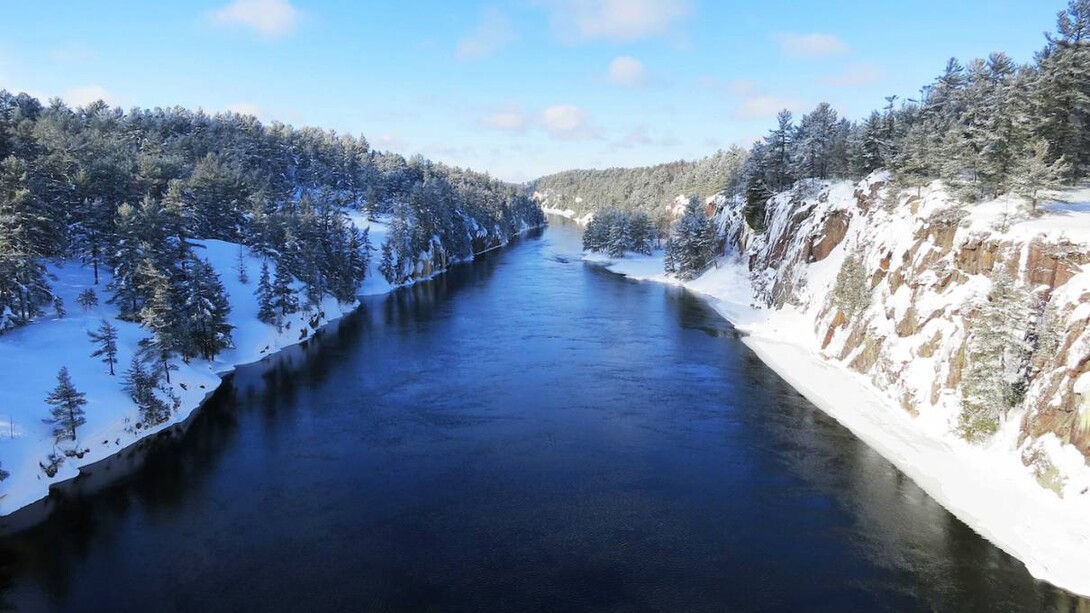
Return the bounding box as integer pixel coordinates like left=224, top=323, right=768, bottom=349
left=0, top=220, right=1085, bottom=612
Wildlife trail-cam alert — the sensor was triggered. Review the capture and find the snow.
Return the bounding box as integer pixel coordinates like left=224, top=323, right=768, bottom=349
left=0, top=217, right=402, bottom=517
left=541, top=206, right=593, bottom=226
left=587, top=176, right=1090, bottom=597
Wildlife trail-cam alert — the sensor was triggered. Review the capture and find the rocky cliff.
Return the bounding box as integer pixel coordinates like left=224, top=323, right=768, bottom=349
left=716, top=173, right=1090, bottom=497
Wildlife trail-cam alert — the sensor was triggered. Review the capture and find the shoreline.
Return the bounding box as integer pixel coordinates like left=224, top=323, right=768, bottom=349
left=589, top=250, right=1090, bottom=599
left=0, top=224, right=544, bottom=527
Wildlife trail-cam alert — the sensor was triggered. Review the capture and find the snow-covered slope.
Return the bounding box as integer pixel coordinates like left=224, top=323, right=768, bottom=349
left=589, top=174, right=1090, bottom=597
left=0, top=214, right=536, bottom=519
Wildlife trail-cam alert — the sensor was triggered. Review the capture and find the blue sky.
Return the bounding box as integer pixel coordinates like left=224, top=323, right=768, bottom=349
left=0, top=0, right=1062, bottom=182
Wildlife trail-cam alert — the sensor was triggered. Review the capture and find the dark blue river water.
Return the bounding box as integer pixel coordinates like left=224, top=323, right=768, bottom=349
left=0, top=220, right=1084, bottom=612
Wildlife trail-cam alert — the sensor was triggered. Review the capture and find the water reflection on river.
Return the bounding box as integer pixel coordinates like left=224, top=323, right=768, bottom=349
left=0, top=221, right=1086, bottom=612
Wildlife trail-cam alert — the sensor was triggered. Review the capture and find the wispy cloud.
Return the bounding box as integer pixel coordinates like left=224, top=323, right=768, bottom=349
left=823, top=62, right=883, bottom=87
left=226, top=102, right=265, bottom=119
left=541, top=104, right=600, bottom=141
left=456, top=8, right=516, bottom=61
left=374, top=134, right=407, bottom=151
left=208, top=0, right=302, bottom=39
left=478, top=103, right=528, bottom=132
left=605, top=56, right=647, bottom=87
left=774, top=32, right=849, bottom=59
left=610, top=125, right=678, bottom=150
left=732, top=94, right=803, bottom=120
left=539, top=0, right=692, bottom=43
left=692, top=77, right=756, bottom=96
left=62, top=85, right=117, bottom=108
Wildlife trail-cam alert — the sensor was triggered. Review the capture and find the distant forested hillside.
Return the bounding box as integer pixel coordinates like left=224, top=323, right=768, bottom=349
left=531, top=148, right=747, bottom=223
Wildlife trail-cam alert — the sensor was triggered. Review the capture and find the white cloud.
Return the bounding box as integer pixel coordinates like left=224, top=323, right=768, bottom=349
left=456, top=8, right=516, bottom=61
left=208, top=0, right=302, bottom=39
left=732, top=95, right=803, bottom=120
left=610, top=125, right=678, bottom=150
left=727, top=79, right=757, bottom=97
left=541, top=104, right=599, bottom=141
left=606, top=56, right=646, bottom=87
left=692, top=77, right=755, bottom=96
left=540, top=0, right=692, bottom=43
left=62, top=85, right=118, bottom=108
left=823, top=62, right=883, bottom=87
left=479, top=104, right=527, bottom=132
left=227, top=102, right=265, bottom=118
left=374, top=134, right=407, bottom=151
left=774, top=32, right=849, bottom=59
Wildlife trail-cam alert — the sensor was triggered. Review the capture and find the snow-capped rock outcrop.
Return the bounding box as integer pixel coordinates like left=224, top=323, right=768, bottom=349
left=717, top=173, right=1090, bottom=496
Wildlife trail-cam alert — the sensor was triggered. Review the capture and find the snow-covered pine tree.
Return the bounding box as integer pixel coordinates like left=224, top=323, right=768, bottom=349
left=136, top=258, right=182, bottom=379
left=628, top=212, right=654, bottom=255
left=77, top=288, right=98, bottom=310
left=43, top=366, right=87, bottom=442
left=0, top=156, right=56, bottom=332
left=271, top=259, right=299, bottom=321
left=959, top=270, right=1032, bottom=442
left=255, top=261, right=276, bottom=324
left=235, top=244, right=249, bottom=284
left=88, top=319, right=120, bottom=375
left=122, top=356, right=171, bottom=427
left=1012, top=139, right=1070, bottom=211
left=606, top=212, right=631, bottom=258
left=183, top=257, right=233, bottom=361
left=379, top=239, right=396, bottom=284
left=1033, top=0, right=1090, bottom=176
left=665, top=198, right=717, bottom=280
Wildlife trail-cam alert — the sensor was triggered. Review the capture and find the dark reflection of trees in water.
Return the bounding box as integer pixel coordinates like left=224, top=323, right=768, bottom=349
left=0, top=233, right=527, bottom=610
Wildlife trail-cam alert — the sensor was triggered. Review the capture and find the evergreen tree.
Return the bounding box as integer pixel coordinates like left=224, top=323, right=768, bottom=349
left=122, top=356, right=171, bottom=427
left=235, top=244, right=249, bottom=284
left=88, top=319, right=120, bottom=375
left=0, top=156, right=55, bottom=331
left=255, top=261, right=276, bottom=324
left=271, top=259, right=299, bottom=321
left=665, top=198, right=717, bottom=280
left=77, top=288, right=98, bottom=310
left=379, top=239, right=396, bottom=284
left=959, top=270, right=1031, bottom=441
left=1013, top=139, right=1071, bottom=211
left=182, top=257, right=233, bottom=360
left=43, top=366, right=87, bottom=442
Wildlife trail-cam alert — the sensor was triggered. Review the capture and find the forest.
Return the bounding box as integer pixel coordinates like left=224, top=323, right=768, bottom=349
left=535, top=0, right=1090, bottom=279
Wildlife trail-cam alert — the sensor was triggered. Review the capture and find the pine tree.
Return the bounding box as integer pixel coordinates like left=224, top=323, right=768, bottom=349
left=235, top=244, right=249, bottom=284
left=606, top=212, right=631, bottom=258
left=122, top=357, right=171, bottom=427
left=255, top=261, right=276, bottom=324
left=665, top=198, right=717, bottom=280
left=1013, top=139, right=1070, bottom=211
left=182, top=257, right=233, bottom=361
left=379, top=239, right=396, bottom=283
left=88, top=319, right=120, bottom=375
left=77, top=288, right=99, bottom=310
left=43, top=367, right=87, bottom=442
left=0, top=156, right=55, bottom=331
left=271, top=259, right=298, bottom=321
left=959, top=270, right=1031, bottom=442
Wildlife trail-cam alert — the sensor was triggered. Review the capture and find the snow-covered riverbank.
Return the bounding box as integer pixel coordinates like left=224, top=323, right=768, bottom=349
left=0, top=216, right=537, bottom=519
left=587, top=249, right=1090, bottom=598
